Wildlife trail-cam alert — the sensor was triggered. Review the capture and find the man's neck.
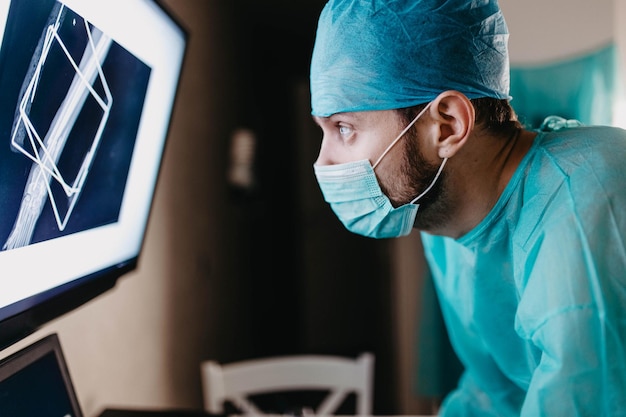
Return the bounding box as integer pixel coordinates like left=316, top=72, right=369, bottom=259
left=426, top=128, right=537, bottom=239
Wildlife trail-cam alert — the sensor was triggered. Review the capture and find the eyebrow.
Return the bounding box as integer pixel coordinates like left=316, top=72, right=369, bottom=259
left=312, top=112, right=362, bottom=125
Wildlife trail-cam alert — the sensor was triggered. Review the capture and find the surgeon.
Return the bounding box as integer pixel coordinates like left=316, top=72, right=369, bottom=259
left=309, top=0, right=626, bottom=416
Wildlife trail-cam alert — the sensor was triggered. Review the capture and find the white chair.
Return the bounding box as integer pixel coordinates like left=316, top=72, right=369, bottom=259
left=200, top=352, right=374, bottom=415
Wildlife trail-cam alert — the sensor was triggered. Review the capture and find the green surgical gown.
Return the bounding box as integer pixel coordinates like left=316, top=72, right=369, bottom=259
left=421, top=124, right=626, bottom=416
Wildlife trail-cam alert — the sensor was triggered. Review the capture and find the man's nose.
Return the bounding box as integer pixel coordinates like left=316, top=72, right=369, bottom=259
left=314, top=136, right=333, bottom=166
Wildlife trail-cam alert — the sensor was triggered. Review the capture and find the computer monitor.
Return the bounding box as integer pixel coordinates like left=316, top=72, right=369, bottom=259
left=0, top=0, right=186, bottom=349
left=0, top=333, right=83, bottom=417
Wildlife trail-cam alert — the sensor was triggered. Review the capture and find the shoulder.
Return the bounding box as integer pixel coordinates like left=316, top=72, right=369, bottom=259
left=528, top=125, right=626, bottom=187
left=537, top=125, right=626, bottom=158
left=514, top=125, right=626, bottom=267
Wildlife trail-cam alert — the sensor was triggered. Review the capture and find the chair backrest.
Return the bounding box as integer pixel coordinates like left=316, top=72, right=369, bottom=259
left=201, top=352, right=374, bottom=415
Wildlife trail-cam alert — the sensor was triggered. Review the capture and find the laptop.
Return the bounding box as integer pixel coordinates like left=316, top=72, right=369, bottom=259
left=0, top=333, right=83, bottom=417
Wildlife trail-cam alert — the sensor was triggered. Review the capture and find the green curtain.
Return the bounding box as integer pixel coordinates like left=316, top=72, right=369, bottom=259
left=510, top=43, right=618, bottom=128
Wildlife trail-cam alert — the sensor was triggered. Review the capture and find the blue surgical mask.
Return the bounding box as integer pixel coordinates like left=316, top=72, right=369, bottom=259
left=314, top=104, right=447, bottom=238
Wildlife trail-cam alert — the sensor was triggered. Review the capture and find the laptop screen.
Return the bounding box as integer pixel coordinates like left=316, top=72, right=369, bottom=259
left=0, top=333, right=83, bottom=417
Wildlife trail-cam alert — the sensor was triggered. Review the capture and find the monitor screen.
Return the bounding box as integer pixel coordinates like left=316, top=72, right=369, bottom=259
left=0, top=0, right=186, bottom=348
left=0, top=333, right=83, bottom=417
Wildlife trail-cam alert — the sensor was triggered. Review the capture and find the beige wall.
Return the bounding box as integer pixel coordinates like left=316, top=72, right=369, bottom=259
left=499, top=0, right=613, bottom=64
left=0, top=2, right=242, bottom=416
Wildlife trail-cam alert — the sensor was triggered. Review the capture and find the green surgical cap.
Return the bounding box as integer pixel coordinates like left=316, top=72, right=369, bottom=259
left=310, top=0, right=511, bottom=117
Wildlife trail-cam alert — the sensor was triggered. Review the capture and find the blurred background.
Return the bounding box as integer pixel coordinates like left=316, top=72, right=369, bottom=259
left=2, top=0, right=623, bottom=416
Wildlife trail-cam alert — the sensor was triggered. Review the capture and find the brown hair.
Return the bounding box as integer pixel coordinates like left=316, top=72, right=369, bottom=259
left=398, top=97, right=522, bottom=139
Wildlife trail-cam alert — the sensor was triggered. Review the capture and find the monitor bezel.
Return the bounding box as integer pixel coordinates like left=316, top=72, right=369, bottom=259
left=0, top=0, right=187, bottom=351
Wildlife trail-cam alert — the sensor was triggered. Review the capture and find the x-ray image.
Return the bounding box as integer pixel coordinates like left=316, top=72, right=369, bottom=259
left=0, top=0, right=151, bottom=250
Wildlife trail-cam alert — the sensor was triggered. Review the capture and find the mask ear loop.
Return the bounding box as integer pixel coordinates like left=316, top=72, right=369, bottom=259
left=373, top=103, right=431, bottom=169
left=370, top=101, right=447, bottom=205
left=409, top=156, right=447, bottom=204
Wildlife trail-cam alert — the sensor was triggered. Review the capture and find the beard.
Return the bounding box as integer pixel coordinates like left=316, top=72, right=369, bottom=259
left=378, top=129, right=452, bottom=232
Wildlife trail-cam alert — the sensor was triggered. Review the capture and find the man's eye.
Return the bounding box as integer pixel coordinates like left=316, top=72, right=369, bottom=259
left=338, top=125, right=353, bottom=135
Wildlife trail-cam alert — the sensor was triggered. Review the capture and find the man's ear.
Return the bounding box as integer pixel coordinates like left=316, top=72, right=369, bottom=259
left=427, top=90, right=474, bottom=159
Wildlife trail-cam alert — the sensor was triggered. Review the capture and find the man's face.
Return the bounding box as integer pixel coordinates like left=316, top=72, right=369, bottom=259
left=314, top=109, right=451, bottom=231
